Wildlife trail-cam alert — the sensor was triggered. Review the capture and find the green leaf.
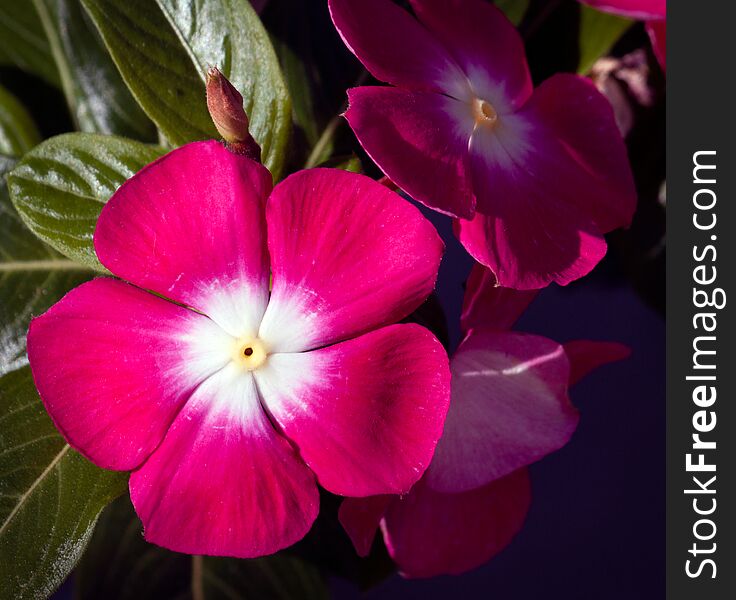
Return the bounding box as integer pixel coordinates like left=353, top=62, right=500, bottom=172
left=318, top=154, right=362, bottom=174
left=0, top=0, right=61, bottom=87
left=577, top=5, right=632, bottom=74
left=495, top=0, right=530, bottom=26
left=31, top=0, right=156, bottom=140
left=0, top=367, right=128, bottom=600
left=81, top=0, right=291, bottom=178
left=0, top=155, right=91, bottom=375
left=77, top=495, right=329, bottom=600
left=0, top=85, right=41, bottom=156
left=6, top=133, right=164, bottom=271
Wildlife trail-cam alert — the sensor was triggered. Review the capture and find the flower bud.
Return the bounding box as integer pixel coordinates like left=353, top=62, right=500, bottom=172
left=206, top=67, right=261, bottom=161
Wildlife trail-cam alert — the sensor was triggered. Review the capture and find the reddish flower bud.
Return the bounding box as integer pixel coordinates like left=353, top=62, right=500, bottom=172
left=206, top=67, right=261, bottom=161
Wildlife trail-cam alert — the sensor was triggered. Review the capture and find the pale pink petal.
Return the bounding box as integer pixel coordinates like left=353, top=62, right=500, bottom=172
left=328, top=0, right=466, bottom=95
left=647, top=20, right=666, bottom=71
left=461, top=263, right=538, bottom=333
left=130, top=364, right=319, bottom=558
left=425, top=330, right=577, bottom=493
left=27, top=278, right=233, bottom=471
left=581, top=0, right=666, bottom=20
left=95, top=141, right=273, bottom=338
left=345, top=87, right=475, bottom=219
left=409, top=0, right=533, bottom=110
left=564, top=340, right=631, bottom=386
left=338, top=495, right=393, bottom=557
left=254, top=324, right=451, bottom=497
left=259, top=169, right=444, bottom=352
left=383, top=469, right=531, bottom=578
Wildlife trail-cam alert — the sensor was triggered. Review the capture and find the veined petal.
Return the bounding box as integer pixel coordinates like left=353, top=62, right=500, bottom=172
left=260, top=169, right=443, bottom=353
left=27, top=278, right=232, bottom=471
left=382, top=469, right=531, bottom=578
left=461, top=263, right=538, bottom=333
left=564, top=340, right=631, bottom=386
left=425, top=330, right=577, bottom=493
left=129, top=364, right=319, bottom=558
left=328, top=0, right=467, bottom=96
left=338, top=495, right=393, bottom=557
left=409, top=0, right=533, bottom=110
left=95, top=141, right=273, bottom=338
left=254, top=324, right=451, bottom=497
left=345, top=87, right=475, bottom=219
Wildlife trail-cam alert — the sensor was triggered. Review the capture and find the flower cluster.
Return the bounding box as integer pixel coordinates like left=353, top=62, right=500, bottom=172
left=26, top=0, right=649, bottom=580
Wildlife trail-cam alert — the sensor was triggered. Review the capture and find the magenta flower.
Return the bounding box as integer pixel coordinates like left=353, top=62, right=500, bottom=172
left=339, top=264, right=629, bottom=577
left=329, top=0, right=636, bottom=290
left=27, top=141, right=451, bottom=558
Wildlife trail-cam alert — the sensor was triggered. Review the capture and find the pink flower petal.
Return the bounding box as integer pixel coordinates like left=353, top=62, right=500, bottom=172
left=564, top=340, right=631, bottom=386
left=456, top=197, right=607, bottom=290
left=259, top=169, right=444, bottom=352
left=383, top=469, right=531, bottom=578
left=27, top=278, right=232, bottom=471
left=254, top=324, right=451, bottom=497
left=95, top=141, right=273, bottom=338
left=344, top=87, right=475, bottom=219
left=129, top=364, right=319, bottom=558
left=409, top=0, right=533, bottom=110
left=425, top=329, right=577, bottom=493
left=646, top=19, right=666, bottom=71
left=581, top=0, right=666, bottom=20
left=524, top=74, right=637, bottom=234
left=461, top=263, right=538, bottom=333
left=338, top=495, right=393, bottom=557
left=328, top=0, right=466, bottom=95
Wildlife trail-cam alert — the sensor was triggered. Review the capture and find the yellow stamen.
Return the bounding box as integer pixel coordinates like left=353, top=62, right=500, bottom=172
left=473, top=98, right=499, bottom=128
left=232, top=337, right=268, bottom=371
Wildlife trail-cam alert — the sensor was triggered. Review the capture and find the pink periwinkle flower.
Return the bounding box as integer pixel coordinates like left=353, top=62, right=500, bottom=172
left=27, top=141, right=452, bottom=558
left=329, top=0, right=637, bottom=290
left=339, top=264, right=629, bottom=577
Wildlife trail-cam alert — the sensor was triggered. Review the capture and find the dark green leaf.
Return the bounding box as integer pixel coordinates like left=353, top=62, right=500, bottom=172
left=1, top=156, right=91, bottom=375
left=0, top=367, right=128, bottom=600
left=0, top=85, right=41, bottom=156
left=81, top=0, right=291, bottom=178
left=577, top=5, right=632, bottom=74
left=0, top=0, right=60, bottom=87
left=318, top=154, right=362, bottom=174
left=31, top=0, right=156, bottom=139
left=6, top=133, right=164, bottom=271
left=495, top=0, right=530, bottom=26
left=77, top=495, right=329, bottom=600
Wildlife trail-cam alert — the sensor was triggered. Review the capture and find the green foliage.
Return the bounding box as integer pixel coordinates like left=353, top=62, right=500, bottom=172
left=0, top=0, right=61, bottom=86
left=0, top=86, right=41, bottom=156
left=577, top=5, right=633, bottom=74
left=77, top=495, right=329, bottom=600
left=81, top=0, right=291, bottom=177
left=6, top=133, right=164, bottom=271
left=0, top=368, right=128, bottom=600
left=31, top=0, right=156, bottom=139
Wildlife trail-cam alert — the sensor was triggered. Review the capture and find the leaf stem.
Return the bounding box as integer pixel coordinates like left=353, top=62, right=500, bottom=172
left=192, top=555, right=204, bottom=600
left=304, top=69, right=368, bottom=169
